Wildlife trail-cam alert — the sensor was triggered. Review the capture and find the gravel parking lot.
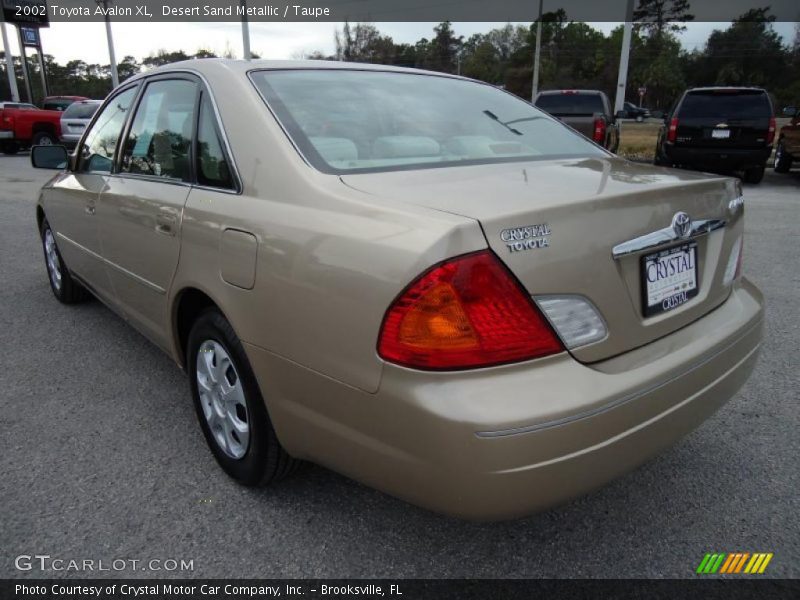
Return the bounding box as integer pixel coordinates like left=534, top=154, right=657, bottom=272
left=1, top=154, right=798, bottom=579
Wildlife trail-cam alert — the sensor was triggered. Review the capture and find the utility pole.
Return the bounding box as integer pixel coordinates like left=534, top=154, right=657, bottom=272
left=35, top=31, right=47, bottom=98
left=531, top=0, right=543, bottom=102
left=96, top=0, right=119, bottom=88
left=614, top=0, right=635, bottom=115
left=240, top=0, right=251, bottom=59
left=1, top=23, right=20, bottom=102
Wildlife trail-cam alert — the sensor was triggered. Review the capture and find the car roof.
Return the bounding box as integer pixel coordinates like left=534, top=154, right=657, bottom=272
left=127, top=58, right=468, bottom=84
left=536, top=89, right=604, bottom=95
left=685, top=86, right=767, bottom=93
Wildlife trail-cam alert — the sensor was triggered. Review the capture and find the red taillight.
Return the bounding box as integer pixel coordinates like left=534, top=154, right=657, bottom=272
left=377, top=250, right=564, bottom=370
left=0, top=114, right=12, bottom=131
left=592, top=117, right=606, bottom=143
left=667, top=117, right=679, bottom=143
left=766, top=117, right=776, bottom=145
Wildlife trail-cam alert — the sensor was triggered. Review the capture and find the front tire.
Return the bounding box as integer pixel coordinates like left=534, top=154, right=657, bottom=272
left=742, top=165, right=765, bottom=184
left=774, top=140, right=792, bottom=173
left=188, top=309, right=299, bottom=486
left=40, top=218, right=90, bottom=303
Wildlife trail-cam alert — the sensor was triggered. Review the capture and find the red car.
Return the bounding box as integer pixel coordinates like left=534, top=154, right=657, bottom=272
left=0, top=103, right=63, bottom=154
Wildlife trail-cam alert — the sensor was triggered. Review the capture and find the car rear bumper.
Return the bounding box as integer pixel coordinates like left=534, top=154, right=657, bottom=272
left=245, top=278, right=764, bottom=520
left=664, top=144, right=771, bottom=169
left=0, top=130, right=12, bottom=140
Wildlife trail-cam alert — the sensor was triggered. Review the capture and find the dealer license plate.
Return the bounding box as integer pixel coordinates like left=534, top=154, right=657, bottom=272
left=641, top=242, right=698, bottom=317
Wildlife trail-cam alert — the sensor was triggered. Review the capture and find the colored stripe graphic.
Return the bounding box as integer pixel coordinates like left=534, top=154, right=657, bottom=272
left=698, top=553, right=773, bottom=575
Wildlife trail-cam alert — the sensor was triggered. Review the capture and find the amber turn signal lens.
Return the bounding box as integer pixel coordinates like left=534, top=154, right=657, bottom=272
left=378, top=250, right=564, bottom=370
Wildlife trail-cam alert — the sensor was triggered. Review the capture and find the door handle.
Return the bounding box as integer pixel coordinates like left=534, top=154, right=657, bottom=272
left=155, top=212, right=177, bottom=236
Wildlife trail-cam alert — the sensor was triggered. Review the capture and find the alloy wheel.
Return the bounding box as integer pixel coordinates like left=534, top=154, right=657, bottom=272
left=44, top=229, right=62, bottom=290
left=196, top=340, right=250, bottom=459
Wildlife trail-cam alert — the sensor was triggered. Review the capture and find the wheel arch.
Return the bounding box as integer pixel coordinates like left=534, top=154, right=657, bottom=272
left=31, top=121, right=57, bottom=137
left=36, top=204, right=45, bottom=233
left=172, top=286, right=225, bottom=370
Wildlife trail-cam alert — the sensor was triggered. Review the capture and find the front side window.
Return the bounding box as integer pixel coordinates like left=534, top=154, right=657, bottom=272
left=121, top=79, right=198, bottom=182
left=196, top=94, right=235, bottom=189
left=80, top=86, right=138, bottom=173
left=251, top=70, right=605, bottom=174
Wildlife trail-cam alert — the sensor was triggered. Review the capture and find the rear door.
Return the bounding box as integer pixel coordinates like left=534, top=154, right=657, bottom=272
left=675, top=90, right=772, bottom=149
left=96, top=76, right=198, bottom=349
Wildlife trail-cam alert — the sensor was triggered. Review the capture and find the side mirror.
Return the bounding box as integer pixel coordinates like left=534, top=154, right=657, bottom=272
left=31, top=145, right=68, bottom=170
left=782, top=106, right=797, bottom=117
left=615, top=110, right=627, bottom=119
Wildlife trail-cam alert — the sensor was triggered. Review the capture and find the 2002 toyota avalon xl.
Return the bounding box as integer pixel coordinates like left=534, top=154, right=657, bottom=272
left=31, top=60, right=764, bottom=520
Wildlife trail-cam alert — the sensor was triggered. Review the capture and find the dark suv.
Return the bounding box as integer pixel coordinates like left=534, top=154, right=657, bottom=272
left=654, top=87, right=775, bottom=183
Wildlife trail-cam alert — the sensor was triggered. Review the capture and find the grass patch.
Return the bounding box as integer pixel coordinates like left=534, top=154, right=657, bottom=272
left=617, top=121, right=661, bottom=162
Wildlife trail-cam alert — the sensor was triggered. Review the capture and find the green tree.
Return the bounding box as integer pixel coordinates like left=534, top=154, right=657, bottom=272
left=634, top=0, right=694, bottom=37
left=686, top=8, right=789, bottom=95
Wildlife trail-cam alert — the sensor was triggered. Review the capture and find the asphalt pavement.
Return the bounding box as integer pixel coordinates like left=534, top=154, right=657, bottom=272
left=1, top=155, right=798, bottom=579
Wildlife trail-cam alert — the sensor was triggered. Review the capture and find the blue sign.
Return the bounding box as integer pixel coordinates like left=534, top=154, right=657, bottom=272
left=20, top=25, right=39, bottom=46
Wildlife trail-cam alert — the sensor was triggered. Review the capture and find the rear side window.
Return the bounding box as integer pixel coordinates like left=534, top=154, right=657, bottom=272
left=121, top=79, right=198, bottom=182
left=63, top=102, right=100, bottom=119
left=196, top=94, right=235, bottom=190
left=535, top=93, right=605, bottom=116
left=678, top=91, right=772, bottom=118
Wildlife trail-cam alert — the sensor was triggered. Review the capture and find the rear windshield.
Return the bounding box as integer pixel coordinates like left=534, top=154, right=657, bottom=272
left=679, top=91, right=772, bottom=118
left=251, top=70, right=604, bottom=174
left=535, top=93, right=605, bottom=116
left=63, top=101, right=100, bottom=119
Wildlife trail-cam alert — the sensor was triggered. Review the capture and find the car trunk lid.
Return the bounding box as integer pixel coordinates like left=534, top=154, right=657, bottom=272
left=341, top=157, right=743, bottom=363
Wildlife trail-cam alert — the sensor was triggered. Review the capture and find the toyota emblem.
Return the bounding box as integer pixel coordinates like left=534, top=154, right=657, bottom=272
left=672, top=212, right=692, bottom=239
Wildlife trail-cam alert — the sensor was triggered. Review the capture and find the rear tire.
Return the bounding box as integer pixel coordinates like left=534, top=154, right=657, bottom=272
left=2, top=141, right=20, bottom=155
left=188, top=309, right=300, bottom=486
left=40, top=218, right=90, bottom=304
left=742, top=165, right=765, bottom=184
left=653, top=145, right=671, bottom=167
left=774, top=140, right=792, bottom=173
left=32, top=131, right=56, bottom=146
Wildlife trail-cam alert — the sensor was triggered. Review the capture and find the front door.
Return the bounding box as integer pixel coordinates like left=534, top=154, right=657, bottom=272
left=43, top=86, right=139, bottom=303
left=96, top=77, right=198, bottom=349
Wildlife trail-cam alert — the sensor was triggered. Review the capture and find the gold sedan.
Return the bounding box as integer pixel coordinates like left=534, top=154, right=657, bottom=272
left=31, top=60, right=764, bottom=520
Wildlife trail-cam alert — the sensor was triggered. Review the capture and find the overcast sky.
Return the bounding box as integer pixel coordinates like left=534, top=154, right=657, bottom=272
left=5, top=21, right=797, bottom=64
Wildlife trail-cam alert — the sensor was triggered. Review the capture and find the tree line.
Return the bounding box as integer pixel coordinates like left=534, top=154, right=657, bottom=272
left=1, top=5, right=798, bottom=111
